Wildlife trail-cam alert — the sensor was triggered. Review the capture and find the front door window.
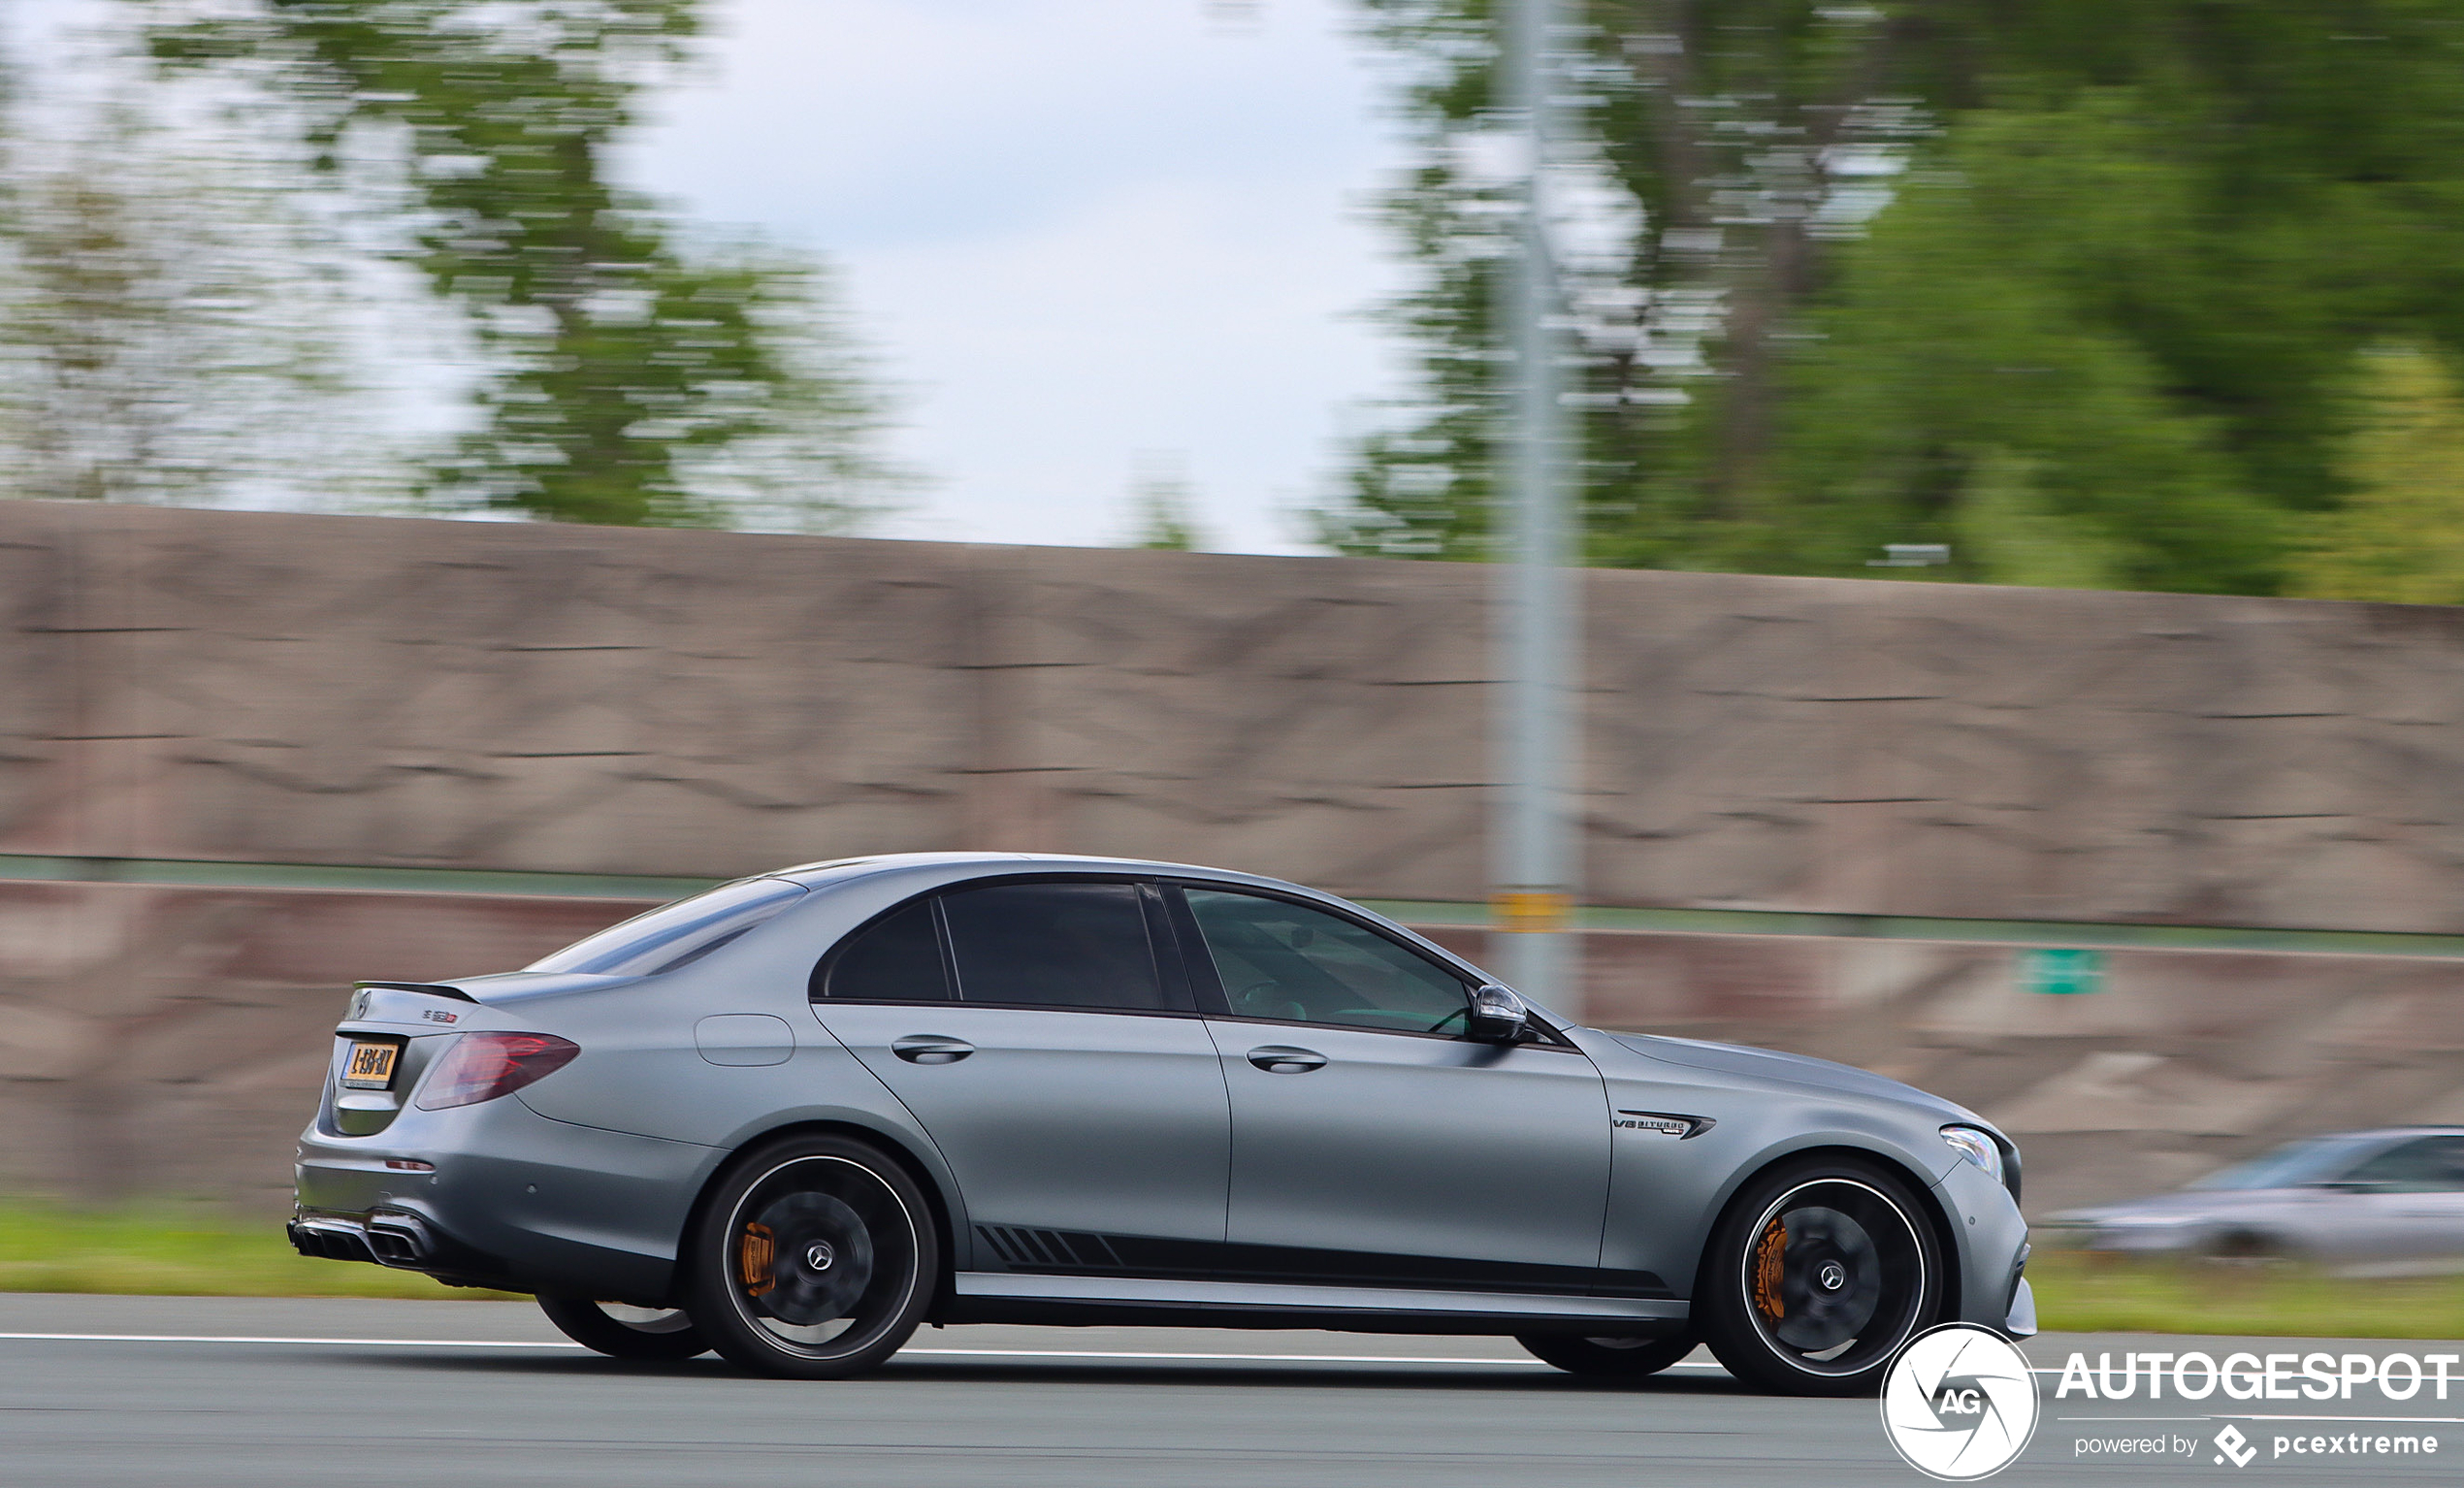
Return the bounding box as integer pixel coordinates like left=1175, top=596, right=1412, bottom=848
left=1182, top=888, right=1468, bottom=1032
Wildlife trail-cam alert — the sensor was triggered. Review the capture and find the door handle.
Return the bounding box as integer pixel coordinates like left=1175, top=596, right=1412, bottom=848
left=1247, top=1046, right=1326, bottom=1074
left=892, top=1035, right=975, bottom=1065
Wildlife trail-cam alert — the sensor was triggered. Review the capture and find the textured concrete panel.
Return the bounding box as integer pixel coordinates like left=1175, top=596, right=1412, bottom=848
left=12, top=502, right=2464, bottom=927
left=9, top=502, right=2464, bottom=1213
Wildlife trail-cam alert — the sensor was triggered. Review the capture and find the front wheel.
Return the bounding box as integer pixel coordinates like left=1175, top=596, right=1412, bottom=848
left=1697, top=1155, right=1943, bottom=1396
left=682, top=1134, right=938, bottom=1380
left=1516, top=1332, right=1699, bottom=1378
left=535, top=1294, right=710, bottom=1360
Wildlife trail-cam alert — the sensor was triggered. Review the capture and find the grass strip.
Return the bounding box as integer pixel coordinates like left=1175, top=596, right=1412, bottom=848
left=4, top=1204, right=2461, bottom=1337
left=0, top=1202, right=520, bottom=1301
left=2030, top=1251, right=2464, bottom=1340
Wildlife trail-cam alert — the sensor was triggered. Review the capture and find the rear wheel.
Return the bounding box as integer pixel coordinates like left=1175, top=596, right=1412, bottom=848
left=683, top=1134, right=938, bottom=1380
left=535, top=1294, right=710, bottom=1360
left=1516, top=1332, right=1699, bottom=1378
left=1698, top=1155, right=1943, bottom=1397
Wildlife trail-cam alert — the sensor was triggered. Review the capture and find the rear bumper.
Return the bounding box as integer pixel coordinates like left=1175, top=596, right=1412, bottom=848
left=287, top=1211, right=499, bottom=1281
left=294, top=1090, right=722, bottom=1305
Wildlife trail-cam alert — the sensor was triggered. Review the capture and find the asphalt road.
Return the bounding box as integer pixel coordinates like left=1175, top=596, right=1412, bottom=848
left=1, top=1294, right=2455, bottom=1487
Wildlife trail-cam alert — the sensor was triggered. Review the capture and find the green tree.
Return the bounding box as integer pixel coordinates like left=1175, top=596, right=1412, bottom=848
left=1334, top=2, right=2464, bottom=595
left=1329, top=0, right=1949, bottom=563
left=1773, top=97, right=2287, bottom=593
left=2287, top=346, right=2464, bottom=603
left=146, top=0, right=903, bottom=530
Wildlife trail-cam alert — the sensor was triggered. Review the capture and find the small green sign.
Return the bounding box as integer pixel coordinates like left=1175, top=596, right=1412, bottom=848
left=2022, top=947, right=2105, bottom=995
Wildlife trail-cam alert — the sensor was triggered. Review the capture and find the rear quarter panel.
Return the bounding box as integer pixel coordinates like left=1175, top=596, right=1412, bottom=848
left=491, top=869, right=980, bottom=1254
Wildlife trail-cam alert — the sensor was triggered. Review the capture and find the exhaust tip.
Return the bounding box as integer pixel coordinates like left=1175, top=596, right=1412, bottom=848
left=289, top=1213, right=438, bottom=1268
left=365, top=1211, right=437, bottom=1268
left=287, top=1218, right=378, bottom=1265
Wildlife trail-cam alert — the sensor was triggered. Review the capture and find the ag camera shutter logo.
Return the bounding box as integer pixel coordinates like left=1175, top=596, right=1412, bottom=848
left=1881, top=1324, right=2041, bottom=1479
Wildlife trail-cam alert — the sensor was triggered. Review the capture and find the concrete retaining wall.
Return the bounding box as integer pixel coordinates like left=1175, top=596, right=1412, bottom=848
left=5, top=501, right=2463, bottom=1213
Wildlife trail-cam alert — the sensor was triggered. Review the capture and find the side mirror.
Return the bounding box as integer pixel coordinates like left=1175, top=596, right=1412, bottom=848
left=1466, top=984, right=1530, bottom=1044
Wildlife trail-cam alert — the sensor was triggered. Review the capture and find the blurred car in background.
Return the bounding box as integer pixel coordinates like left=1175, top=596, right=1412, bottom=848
left=2045, top=1128, right=2464, bottom=1275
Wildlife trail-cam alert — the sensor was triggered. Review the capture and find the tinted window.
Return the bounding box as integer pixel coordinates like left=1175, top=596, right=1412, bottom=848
left=2344, top=1137, right=2464, bottom=1193
left=1183, top=889, right=1469, bottom=1034
left=819, top=899, right=952, bottom=1002
left=941, top=882, right=1167, bottom=1011
left=525, top=878, right=806, bottom=976
left=2188, top=1136, right=2386, bottom=1190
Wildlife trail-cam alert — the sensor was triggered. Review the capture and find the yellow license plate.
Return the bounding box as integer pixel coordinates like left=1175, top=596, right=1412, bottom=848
left=341, top=1041, right=400, bottom=1090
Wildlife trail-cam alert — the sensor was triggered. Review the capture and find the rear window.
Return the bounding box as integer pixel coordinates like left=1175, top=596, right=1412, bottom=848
left=526, top=878, right=807, bottom=977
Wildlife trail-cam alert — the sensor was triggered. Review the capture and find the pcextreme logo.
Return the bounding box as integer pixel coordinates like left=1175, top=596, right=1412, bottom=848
left=1880, top=1324, right=2041, bottom=1480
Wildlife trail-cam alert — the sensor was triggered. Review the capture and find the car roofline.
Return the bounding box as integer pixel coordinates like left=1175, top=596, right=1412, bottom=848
left=764, top=852, right=1540, bottom=1020
left=769, top=851, right=1334, bottom=900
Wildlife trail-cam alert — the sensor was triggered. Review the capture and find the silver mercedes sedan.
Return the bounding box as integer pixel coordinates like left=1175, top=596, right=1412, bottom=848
left=2046, top=1128, right=2464, bottom=1275
left=289, top=853, right=2030, bottom=1395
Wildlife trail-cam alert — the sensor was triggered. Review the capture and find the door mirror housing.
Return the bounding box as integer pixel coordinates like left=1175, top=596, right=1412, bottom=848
left=1466, top=984, right=1530, bottom=1044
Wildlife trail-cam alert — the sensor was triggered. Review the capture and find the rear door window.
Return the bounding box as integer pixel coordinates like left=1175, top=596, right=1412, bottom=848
left=816, top=899, right=953, bottom=1002
left=940, top=881, right=1176, bottom=1012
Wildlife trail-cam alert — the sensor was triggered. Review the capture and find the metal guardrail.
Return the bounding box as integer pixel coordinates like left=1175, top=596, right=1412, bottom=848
left=1361, top=902, right=2464, bottom=960
left=4, top=853, right=2461, bottom=959
left=0, top=854, right=719, bottom=902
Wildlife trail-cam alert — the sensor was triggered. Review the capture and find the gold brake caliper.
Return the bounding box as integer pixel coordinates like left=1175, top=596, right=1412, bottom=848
left=740, top=1220, right=777, bottom=1298
left=1752, top=1216, right=1787, bottom=1321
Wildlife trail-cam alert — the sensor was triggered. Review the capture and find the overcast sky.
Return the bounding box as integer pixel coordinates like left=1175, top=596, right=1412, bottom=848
left=627, top=0, right=1410, bottom=554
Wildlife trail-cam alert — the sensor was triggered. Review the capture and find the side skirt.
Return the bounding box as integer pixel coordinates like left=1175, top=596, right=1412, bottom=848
left=937, top=1271, right=1691, bottom=1337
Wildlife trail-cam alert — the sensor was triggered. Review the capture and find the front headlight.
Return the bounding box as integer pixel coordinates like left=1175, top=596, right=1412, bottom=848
left=1941, top=1124, right=2005, bottom=1185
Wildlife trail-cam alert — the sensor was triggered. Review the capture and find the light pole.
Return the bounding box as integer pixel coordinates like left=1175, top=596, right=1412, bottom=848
left=1492, top=0, right=1579, bottom=1017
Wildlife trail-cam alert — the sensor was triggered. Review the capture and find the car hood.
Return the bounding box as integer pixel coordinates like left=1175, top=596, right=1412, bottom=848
left=1600, top=1031, right=1983, bottom=1125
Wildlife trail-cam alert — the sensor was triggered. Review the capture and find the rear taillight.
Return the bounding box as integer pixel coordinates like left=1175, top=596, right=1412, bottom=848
left=414, top=1032, right=579, bottom=1110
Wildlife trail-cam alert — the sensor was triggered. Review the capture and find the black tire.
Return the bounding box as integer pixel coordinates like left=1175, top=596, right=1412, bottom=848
left=535, top=1294, right=711, bottom=1360
left=682, top=1133, right=938, bottom=1380
left=2203, top=1230, right=2293, bottom=1263
left=1516, top=1332, right=1699, bottom=1378
left=1697, top=1154, right=1944, bottom=1397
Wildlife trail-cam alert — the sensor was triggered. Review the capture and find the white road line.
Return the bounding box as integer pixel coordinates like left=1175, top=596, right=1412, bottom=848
left=0, top=1332, right=586, bottom=1348
left=0, top=1332, right=1718, bottom=1368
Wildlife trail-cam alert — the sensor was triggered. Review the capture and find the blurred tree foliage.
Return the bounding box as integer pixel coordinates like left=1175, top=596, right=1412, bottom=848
left=0, top=95, right=371, bottom=506
left=1125, top=454, right=1208, bottom=551
left=1332, top=1, right=2464, bottom=597
left=145, top=0, right=905, bottom=529
left=2287, top=346, right=2464, bottom=604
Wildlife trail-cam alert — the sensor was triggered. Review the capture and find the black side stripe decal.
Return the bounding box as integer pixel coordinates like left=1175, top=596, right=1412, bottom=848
left=972, top=1225, right=1670, bottom=1300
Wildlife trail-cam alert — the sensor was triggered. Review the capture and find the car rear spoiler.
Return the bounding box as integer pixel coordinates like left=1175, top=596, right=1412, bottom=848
left=354, top=980, right=478, bottom=1003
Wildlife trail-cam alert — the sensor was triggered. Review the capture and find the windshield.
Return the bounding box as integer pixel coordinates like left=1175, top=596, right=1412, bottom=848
left=526, top=878, right=807, bottom=976
left=2185, top=1135, right=2383, bottom=1191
